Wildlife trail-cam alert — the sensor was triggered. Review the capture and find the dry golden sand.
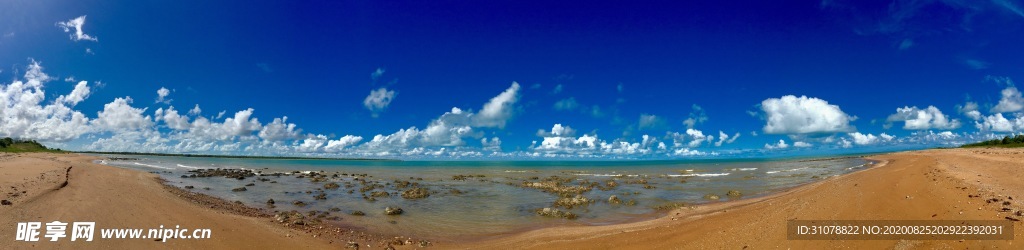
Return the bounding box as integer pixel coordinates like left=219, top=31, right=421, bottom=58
left=1, top=149, right=1023, bottom=249
left=448, top=148, right=1024, bottom=249
left=0, top=153, right=338, bottom=249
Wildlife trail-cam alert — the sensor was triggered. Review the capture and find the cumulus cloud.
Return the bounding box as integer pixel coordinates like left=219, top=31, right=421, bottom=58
left=357, top=83, right=521, bottom=156
left=682, top=104, right=708, bottom=129
left=371, top=68, right=385, bottom=81
left=848, top=132, right=896, bottom=145
left=185, top=108, right=262, bottom=141
left=58, top=81, right=90, bottom=106
left=553, top=97, right=580, bottom=111
left=537, top=123, right=576, bottom=137
left=714, top=131, right=740, bottom=146
left=188, top=104, right=202, bottom=116
left=761, top=95, right=855, bottom=134
left=764, top=140, right=789, bottom=150
left=992, top=86, right=1024, bottom=113
left=975, top=113, right=1024, bottom=132
left=363, top=87, right=397, bottom=117
left=471, top=82, right=520, bottom=128
left=671, top=129, right=713, bottom=148
left=258, top=117, right=301, bottom=141
left=298, top=134, right=363, bottom=153
left=481, top=137, right=502, bottom=151
left=154, top=106, right=190, bottom=130
left=0, top=61, right=91, bottom=141
left=885, top=106, right=961, bottom=130
left=638, top=114, right=665, bottom=130
left=56, top=15, right=98, bottom=42
left=155, top=87, right=172, bottom=104
left=91, top=97, right=153, bottom=132
left=957, top=101, right=982, bottom=121
left=793, top=141, right=813, bottom=148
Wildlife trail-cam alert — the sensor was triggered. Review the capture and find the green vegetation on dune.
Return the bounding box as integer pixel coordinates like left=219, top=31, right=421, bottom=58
left=961, top=135, right=1024, bottom=148
left=0, top=137, right=64, bottom=153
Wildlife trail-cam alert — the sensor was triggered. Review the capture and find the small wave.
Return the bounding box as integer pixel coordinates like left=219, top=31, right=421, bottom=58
left=504, top=170, right=529, bottom=173
left=727, top=168, right=758, bottom=171
left=176, top=164, right=201, bottom=169
left=666, top=173, right=730, bottom=177
left=133, top=162, right=173, bottom=170
left=574, top=173, right=627, bottom=177
left=766, top=167, right=809, bottom=174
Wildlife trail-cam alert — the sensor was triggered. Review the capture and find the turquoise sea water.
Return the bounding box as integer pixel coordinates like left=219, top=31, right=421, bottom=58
left=93, top=154, right=873, bottom=240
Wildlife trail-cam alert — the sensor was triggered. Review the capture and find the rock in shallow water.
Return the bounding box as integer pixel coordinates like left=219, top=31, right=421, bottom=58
left=703, top=194, right=720, bottom=200
left=535, top=207, right=577, bottom=219
left=727, top=190, right=742, bottom=197
left=385, top=206, right=403, bottom=215
left=608, top=195, right=622, bottom=204
left=231, top=187, right=247, bottom=192
left=401, top=187, right=430, bottom=199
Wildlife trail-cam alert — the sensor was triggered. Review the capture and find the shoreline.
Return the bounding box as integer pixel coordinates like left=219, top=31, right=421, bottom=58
left=450, top=149, right=1023, bottom=249
left=3, top=148, right=1022, bottom=249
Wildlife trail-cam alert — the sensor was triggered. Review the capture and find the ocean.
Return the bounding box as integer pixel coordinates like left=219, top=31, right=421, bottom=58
left=93, top=154, right=873, bottom=240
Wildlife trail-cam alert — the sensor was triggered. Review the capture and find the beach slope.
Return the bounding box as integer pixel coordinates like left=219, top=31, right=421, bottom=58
left=0, top=153, right=337, bottom=249
left=452, top=148, right=1024, bottom=249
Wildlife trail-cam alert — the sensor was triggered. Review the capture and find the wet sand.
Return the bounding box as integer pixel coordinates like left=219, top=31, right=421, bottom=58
left=0, top=153, right=376, bottom=249
left=2, top=148, right=1023, bottom=249
left=449, top=148, right=1024, bottom=249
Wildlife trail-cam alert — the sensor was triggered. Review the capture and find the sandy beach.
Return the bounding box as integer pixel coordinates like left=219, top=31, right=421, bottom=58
left=1, top=148, right=1022, bottom=249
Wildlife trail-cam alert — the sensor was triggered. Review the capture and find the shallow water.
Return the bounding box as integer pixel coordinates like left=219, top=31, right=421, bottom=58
left=93, top=155, right=871, bottom=239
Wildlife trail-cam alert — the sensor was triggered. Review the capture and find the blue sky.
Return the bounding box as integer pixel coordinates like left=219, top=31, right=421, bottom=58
left=2, top=0, right=1024, bottom=159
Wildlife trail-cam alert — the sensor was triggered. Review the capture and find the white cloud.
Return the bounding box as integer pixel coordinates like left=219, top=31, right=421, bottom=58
left=91, top=97, right=153, bottom=132
left=992, top=86, right=1024, bottom=113
left=258, top=117, right=301, bottom=141
left=761, top=95, right=854, bottom=134
left=0, top=61, right=91, bottom=142
left=552, top=84, right=563, bottom=94
left=481, top=137, right=502, bottom=151
left=684, top=129, right=713, bottom=148
left=57, top=81, right=90, bottom=106
left=638, top=114, right=664, bottom=130
left=848, top=132, right=879, bottom=145
left=764, top=140, right=789, bottom=150
left=472, top=82, right=520, bottom=128
left=957, top=101, right=982, bottom=121
left=975, top=113, right=1024, bottom=132
left=56, top=15, right=98, bottom=42
left=185, top=108, right=262, bottom=141
left=154, top=106, right=191, bottom=130
left=188, top=104, right=202, bottom=116
left=299, top=134, right=363, bottom=153
left=714, top=131, right=740, bottom=146
left=155, top=87, right=172, bottom=104
left=358, top=83, right=520, bottom=155
left=553, top=97, right=580, bottom=111
left=371, top=68, right=385, bottom=81
left=324, top=135, right=363, bottom=152
left=363, top=87, right=397, bottom=116
left=885, top=106, right=961, bottom=130
left=682, top=104, right=708, bottom=129
left=537, top=123, right=576, bottom=137
left=793, top=141, right=813, bottom=148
